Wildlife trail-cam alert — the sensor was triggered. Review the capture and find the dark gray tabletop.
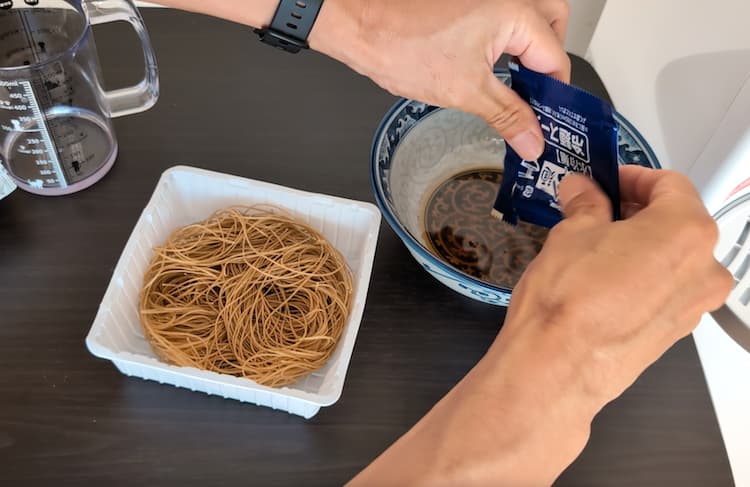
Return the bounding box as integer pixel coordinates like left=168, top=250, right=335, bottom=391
left=0, top=9, right=735, bottom=487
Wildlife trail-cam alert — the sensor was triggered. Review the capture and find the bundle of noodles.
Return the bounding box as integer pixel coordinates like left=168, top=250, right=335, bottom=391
left=139, top=207, right=353, bottom=387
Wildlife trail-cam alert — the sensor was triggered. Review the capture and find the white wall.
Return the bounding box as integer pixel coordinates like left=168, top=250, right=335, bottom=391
left=564, top=0, right=607, bottom=56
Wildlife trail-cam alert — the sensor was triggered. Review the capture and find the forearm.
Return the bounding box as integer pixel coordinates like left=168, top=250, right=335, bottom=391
left=151, top=0, right=367, bottom=64
left=348, top=321, right=598, bottom=487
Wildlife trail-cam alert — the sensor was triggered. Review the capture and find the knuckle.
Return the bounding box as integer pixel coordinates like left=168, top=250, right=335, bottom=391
left=486, top=104, right=525, bottom=133
left=661, top=169, right=696, bottom=193
left=556, top=0, right=571, bottom=18
left=702, top=266, right=734, bottom=311
left=566, top=190, right=610, bottom=215
left=702, top=215, right=721, bottom=246
left=717, top=267, right=735, bottom=296
left=667, top=215, right=720, bottom=272
left=683, top=215, right=720, bottom=249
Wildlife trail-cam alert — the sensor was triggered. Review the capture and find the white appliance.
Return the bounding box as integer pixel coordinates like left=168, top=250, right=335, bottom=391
left=582, top=1, right=750, bottom=484
left=691, top=77, right=750, bottom=485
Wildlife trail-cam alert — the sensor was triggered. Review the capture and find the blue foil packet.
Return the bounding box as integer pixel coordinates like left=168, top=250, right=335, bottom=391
left=492, top=61, right=620, bottom=227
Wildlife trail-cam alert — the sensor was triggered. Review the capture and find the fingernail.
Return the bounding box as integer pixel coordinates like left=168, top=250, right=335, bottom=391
left=557, top=173, right=585, bottom=207
left=509, top=130, right=544, bottom=160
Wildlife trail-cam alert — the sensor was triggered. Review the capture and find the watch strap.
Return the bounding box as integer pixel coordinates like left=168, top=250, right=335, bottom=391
left=255, top=0, right=324, bottom=53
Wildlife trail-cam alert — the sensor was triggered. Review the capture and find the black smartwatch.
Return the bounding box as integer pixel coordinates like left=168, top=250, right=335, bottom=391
left=254, top=0, right=324, bottom=54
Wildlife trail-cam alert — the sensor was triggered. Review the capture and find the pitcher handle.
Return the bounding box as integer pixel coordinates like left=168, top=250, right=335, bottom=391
left=85, top=0, right=160, bottom=118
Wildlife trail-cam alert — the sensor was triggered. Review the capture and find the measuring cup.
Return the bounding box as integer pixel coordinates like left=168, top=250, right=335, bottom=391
left=0, top=0, right=158, bottom=195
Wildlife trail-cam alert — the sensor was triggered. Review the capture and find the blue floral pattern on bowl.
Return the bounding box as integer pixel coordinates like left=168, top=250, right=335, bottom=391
left=371, top=70, right=661, bottom=306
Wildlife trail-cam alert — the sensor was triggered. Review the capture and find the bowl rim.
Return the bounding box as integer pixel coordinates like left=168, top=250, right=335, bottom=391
left=370, top=69, right=661, bottom=296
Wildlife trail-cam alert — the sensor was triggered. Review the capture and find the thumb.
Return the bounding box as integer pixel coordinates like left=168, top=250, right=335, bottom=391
left=475, top=74, right=545, bottom=161
left=558, top=173, right=613, bottom=222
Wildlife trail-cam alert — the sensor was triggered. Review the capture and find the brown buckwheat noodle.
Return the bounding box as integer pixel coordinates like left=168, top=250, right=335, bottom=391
left=139, top=207, right=353, bottom=388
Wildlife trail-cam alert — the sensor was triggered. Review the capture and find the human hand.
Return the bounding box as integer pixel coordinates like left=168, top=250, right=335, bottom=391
left=310, top=0, right=571, bottom=161
left=348, top=167, right=732, bottom=487
left=497, top=166, right=733, bottom=412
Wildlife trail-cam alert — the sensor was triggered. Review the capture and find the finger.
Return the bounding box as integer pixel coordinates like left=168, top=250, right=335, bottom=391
left=707, top=264, right=735, bottom=311
left=536, top=0, right=571, bottom=43
left=695, top=263, right=735, bottom=313
left=505, top=11, right=571, bottom=82
left=619, top=166, right=702, bottom=206
left=558, top=173, right=613, bottom=222
left=662, top=263, right=733, bottom=344
left=549, top=15, right=568, bottom=45
left=474, top=73, right=545, bottom=160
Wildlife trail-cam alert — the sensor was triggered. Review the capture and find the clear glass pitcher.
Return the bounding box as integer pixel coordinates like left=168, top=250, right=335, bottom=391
left=0, top=0, right=158, bottom=195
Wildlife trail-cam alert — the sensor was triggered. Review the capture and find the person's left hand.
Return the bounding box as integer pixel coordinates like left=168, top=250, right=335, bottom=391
left=309, top=0, right=571, bottom=161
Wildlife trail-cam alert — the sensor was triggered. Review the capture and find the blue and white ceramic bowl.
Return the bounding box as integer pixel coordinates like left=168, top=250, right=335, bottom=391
left=370, top=70, right=660, bottom=306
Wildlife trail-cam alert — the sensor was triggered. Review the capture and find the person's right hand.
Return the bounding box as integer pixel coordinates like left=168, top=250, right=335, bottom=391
left=496, top=166, right=734, bottom=412
left=348, top=168, right=732, bottom=487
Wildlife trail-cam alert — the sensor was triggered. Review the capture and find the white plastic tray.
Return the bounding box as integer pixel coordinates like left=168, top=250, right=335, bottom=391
left=86, top=166, right=381, bottom=418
